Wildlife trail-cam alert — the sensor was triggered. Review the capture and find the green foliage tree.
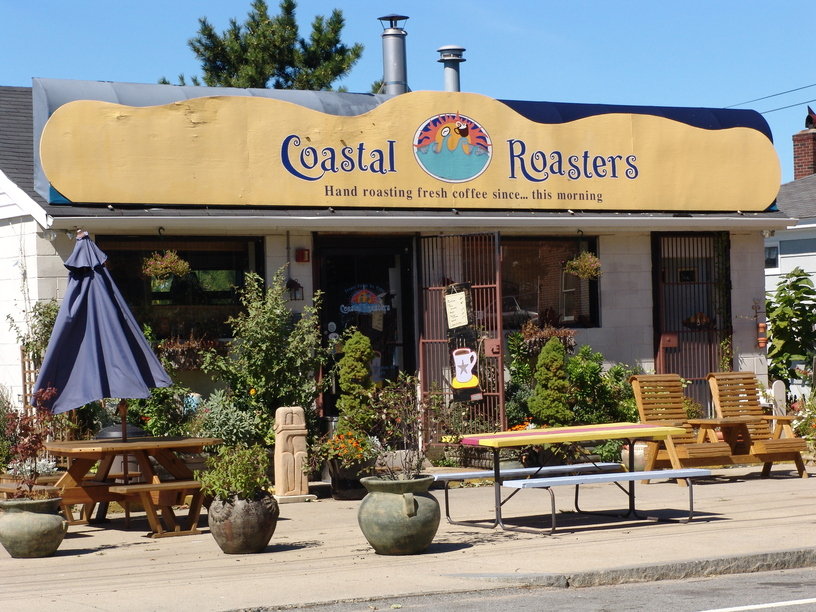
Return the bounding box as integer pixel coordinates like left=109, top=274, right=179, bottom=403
left=162, top=0, right=363, bottom=90
left=528, top=337, right=574, bottom=426
left=567, top=346, right=640, bottom=425
left=766, top=267, right=816, bottom=384
left=335, top=330, right=375, bottom=432
left=7, top=299, right=59, bottom=368
left=199, top=269, right=326, bottom=445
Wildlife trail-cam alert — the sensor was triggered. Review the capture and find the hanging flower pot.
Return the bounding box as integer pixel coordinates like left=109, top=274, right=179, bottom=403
left=563, top=251, right=602, bottom=280
left=141, top=250, right=191, bottom=281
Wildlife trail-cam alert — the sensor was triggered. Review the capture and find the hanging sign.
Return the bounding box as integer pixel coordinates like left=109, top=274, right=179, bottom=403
left=444, top=283, right=483, bottom=403
left=39, top=91, right=780, bottom=211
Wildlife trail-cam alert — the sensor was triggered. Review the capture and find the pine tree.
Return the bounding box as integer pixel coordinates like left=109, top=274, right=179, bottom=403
left=528, top=337, right=574, bottom=427
left=161, top=0, right=363, bottom=90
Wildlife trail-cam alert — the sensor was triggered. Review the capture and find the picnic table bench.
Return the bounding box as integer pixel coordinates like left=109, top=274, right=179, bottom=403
left=108, top=480, right=203, bottom=538
left=433, top=462, right=622, bottom=526
left=503, top=467, right=711, bottom=534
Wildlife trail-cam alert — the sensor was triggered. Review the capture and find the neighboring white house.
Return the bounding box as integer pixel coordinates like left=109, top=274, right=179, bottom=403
left=763, top=121, right=816, bottom=399
left=765, top=172, right=816, bottom=293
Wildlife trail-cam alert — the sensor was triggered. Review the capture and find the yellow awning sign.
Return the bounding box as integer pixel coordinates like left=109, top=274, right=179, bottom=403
left=39, top=91, right=780, bottom=211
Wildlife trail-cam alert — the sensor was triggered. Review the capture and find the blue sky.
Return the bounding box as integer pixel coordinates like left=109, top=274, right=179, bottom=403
left=2, top=1, right=813, bottom=183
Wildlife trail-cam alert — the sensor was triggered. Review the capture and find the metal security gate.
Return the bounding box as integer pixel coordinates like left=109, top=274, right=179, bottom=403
left=653, top=232, right=731, bottom=412
left=419, top=233, right=504, bottom=442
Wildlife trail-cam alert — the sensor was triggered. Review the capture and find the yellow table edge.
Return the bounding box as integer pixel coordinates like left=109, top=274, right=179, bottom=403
left=460, top=422, right=686, bottom=448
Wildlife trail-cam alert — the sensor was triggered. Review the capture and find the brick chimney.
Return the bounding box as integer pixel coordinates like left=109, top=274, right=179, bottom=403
left=793, top=129, right=816, bottom=180
left=793, top=107, right=816, bottom=180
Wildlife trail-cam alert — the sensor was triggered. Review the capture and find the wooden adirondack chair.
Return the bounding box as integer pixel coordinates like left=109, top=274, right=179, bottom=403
left=629, top=374, right=732, bottom=482
left=706, top=371, right=809, bottom=478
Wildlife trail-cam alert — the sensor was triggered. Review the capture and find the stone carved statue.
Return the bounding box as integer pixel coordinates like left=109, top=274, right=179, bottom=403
left=274, top=406, right=309, bottom=496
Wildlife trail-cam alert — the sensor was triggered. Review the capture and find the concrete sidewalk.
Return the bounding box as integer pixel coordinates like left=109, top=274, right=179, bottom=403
left=1, top=465, right=814, bottom=611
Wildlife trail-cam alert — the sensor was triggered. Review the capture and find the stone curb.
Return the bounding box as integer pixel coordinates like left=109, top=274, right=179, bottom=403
left=459, top=547, right=816, bottom=588
left=255, top=549, right=816, bottom=611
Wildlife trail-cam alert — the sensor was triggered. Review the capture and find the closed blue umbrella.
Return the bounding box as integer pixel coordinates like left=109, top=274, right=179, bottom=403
left=33, top=232, right=171, bottom=431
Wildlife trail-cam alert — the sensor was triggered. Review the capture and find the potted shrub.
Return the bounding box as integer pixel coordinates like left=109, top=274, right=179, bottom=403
left=356, top=372, right=441, bottom=555
left=0, top=388, right=68, bottom=558
left=196, top=443, right=280, bottom=554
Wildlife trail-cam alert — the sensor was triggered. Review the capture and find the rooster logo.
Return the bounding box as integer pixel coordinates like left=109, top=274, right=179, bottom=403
left=413, top=113, right=492, bottom=182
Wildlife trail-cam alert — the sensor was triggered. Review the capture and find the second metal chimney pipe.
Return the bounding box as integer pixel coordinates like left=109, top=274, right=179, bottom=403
left=437, top=45, right=466, bottom=92
left=379, top=14, right=409, bottom=95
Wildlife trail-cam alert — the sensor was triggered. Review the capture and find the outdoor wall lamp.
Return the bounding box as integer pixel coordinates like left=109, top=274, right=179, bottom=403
left=286, top=277, right=304, bottom=301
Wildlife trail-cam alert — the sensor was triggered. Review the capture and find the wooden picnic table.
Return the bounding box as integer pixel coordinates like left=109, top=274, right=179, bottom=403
left=44, top=436, right=221, bottom=537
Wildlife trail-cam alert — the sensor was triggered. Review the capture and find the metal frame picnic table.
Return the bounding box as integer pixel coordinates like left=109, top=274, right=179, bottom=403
left=459, top=422, right=688, bottom=530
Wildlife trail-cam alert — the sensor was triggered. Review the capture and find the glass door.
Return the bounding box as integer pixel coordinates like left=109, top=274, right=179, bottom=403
left=316, top=235, right=415, bottom=416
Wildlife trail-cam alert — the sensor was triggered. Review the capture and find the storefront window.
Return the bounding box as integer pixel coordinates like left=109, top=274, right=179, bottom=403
left=96, top=236, right=263, bottom=339
left=501, top=237, right=599, bottom=328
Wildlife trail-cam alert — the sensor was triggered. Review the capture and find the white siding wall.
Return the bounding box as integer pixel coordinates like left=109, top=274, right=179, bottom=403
left=730, top=232, right=769, bottom=383
left=576, top=233, right=655, bottom=371
left=264, top=232, right=314, bottom=313
left=0, top=219, right=70, bottom=404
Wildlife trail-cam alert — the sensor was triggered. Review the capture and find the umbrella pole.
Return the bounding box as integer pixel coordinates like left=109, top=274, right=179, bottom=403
left=118, top=399, right=132, bottom=526
left=118, top=399, right=129, bottom=482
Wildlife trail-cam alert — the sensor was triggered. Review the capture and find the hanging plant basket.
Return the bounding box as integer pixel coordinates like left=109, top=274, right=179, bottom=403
left=141, top=250, right=191, bottom=280
left=563, top=251, right=602, bottom=280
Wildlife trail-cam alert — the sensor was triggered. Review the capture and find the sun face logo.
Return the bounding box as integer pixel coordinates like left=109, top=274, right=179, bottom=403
left=413, top=113, right=492, bottom=182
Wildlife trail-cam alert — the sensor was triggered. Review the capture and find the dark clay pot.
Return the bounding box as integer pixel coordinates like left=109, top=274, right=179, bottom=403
left=207, top=493, right=280, bottom=554
left=327, top=458, right=375, bottom=501
left=0, top=497, right=68, bottom=558
left=357, top=475, right=440, bottom=555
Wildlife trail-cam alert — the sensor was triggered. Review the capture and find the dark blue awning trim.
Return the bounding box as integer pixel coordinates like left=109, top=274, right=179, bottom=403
left=497, top=99, right=773, bottom=143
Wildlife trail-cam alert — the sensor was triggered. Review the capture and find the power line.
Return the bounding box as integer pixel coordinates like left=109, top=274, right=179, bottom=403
left=759, top=98, right=816, bottom=114
left=726, top=83, right=816, bottom=108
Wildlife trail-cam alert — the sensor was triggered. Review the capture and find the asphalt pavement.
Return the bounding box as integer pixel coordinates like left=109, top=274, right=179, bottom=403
left=0, top=464, right=814, bottom=611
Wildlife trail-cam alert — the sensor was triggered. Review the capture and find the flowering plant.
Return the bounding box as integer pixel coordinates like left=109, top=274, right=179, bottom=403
left=141, top=250, right=191, bottom=280
left=314, top=427, right=378, bottom=468
left=563, top=251, right=602, bottom=280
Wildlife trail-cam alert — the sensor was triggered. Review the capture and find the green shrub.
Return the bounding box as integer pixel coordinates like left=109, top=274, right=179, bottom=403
left=127, top=324, right=193, bottom=436
left=7, top=298, right=59, bottom=368
left=766, top=267, right=816, bottom=384
left=335, top=330, right=376, bottom=432
left=568, top=347, right=641, bottom=425
left=528, top=337, right=574, bottom=426
left=200, top=269, right=327, bottom=445
left=196, top=444, right=271, bottom=500
left=191, top=389, right=269, bottom=446
left=0, top=385, right=15, bottom=470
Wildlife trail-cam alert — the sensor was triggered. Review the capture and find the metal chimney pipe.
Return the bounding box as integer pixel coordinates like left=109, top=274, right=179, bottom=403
left=378, top=14, right=409, bottom=95
left=437, top=45, right=466, bottom=92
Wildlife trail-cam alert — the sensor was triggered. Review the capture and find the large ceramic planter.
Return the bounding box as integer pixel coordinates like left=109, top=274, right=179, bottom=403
left=207, top=493, right=280, bottom=554
left=0, top=497, right=68, bottom=558
left=357, top=475, right=440, bottom=555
